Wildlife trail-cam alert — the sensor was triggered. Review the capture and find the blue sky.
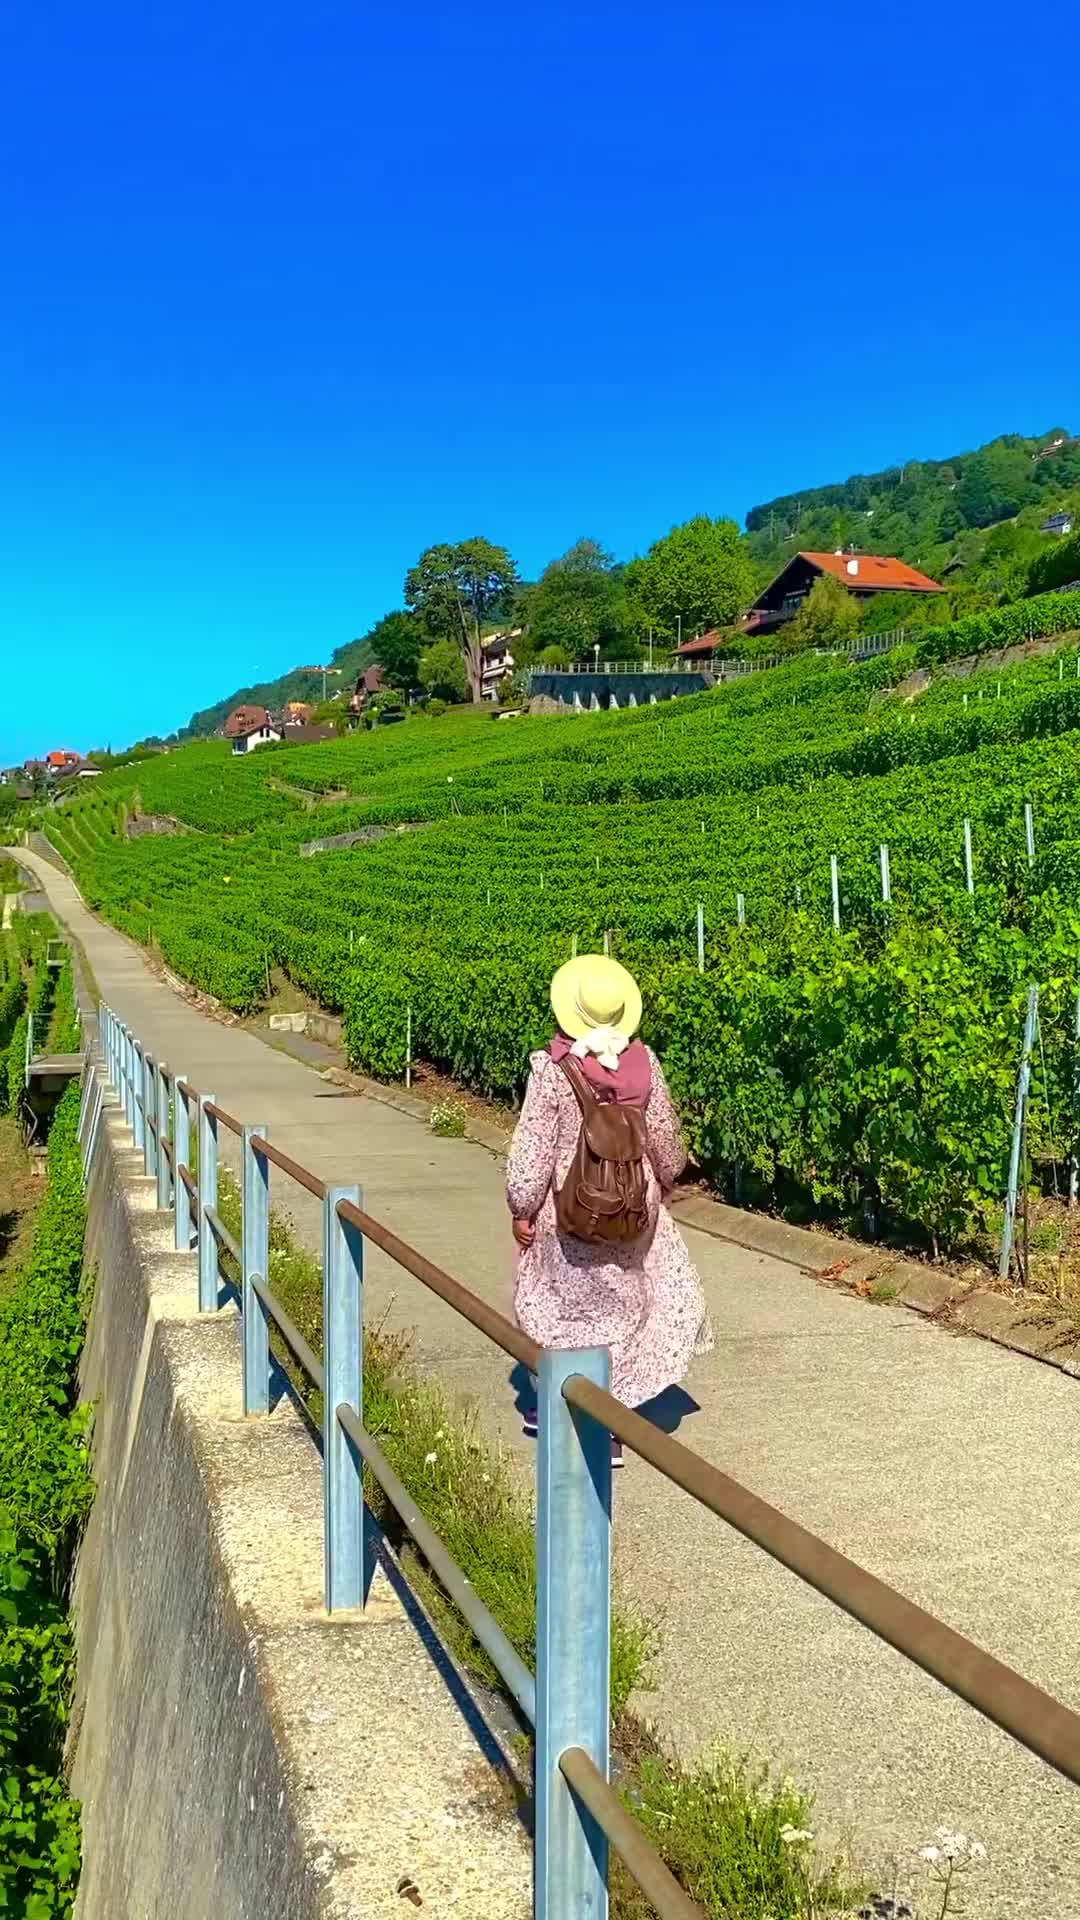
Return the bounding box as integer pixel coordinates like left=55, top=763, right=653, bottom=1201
left=1, top=0, right=1075, bottom=762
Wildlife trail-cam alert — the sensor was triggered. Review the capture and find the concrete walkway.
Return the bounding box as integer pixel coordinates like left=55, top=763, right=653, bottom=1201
left=14, top=847, right=1080, bottom=1916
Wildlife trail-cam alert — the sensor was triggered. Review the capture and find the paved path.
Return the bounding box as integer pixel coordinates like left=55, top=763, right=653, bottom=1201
left=14, top=848, right=1080, bottom=1915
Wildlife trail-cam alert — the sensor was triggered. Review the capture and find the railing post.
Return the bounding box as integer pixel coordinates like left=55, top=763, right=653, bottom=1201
left=123, top=1027, right=134, bottom=1129
left=141, top=1050, right=155, bottom=1177
left=242, top=1126, right=270, bottom=1415
left=197, top=1095, right=218, bottom=1311
left=156, top=1062, right=171, bottom=1210
left=175, top=1078, right=192, bottom=1250
left=133, top=1036, right=145, bottom=1145
left=322, top=1184, right=365, bottom=1612
left=535, top=1346, right=612, bottom=1920
left=83, top=1072, right=104, bottom=1181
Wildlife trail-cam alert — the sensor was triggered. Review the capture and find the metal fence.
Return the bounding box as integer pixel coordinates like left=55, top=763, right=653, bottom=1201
left=86, top=1003, right=1080, bottom=1919
left=533, top=630, right=908, bottom=687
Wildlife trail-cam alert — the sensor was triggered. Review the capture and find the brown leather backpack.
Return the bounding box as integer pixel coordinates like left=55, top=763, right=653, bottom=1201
left=554, top=1054, right=652, bottom=1246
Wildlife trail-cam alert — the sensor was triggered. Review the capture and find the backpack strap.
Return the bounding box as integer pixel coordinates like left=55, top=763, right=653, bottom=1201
left=556, top=1052, right=603, bottom=1113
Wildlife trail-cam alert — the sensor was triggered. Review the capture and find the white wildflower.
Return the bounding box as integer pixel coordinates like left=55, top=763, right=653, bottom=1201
left=919, top=1845, right=941, bottom=1864
left=482, top=1473, right=491, bottom=1484
left=780, top=1824, right=814, bottom=1846
left=424, top=1450, right=437, bottom=1468
left=435, top=1429, right=445, bottom=1440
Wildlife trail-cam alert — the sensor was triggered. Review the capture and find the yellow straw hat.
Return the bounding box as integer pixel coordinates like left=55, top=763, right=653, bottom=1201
left=549, top=953, right=642, bottom=1043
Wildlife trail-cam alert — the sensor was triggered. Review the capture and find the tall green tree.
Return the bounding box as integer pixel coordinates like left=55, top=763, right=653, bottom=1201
left=405, top=538, right=517, bottom=703
left=418, top=639, right=468, bottom=703
left=368, top=609, right=424, bottom=689
left=779, top=572, right=861, bottom=654
left=626, top=516, right=753, bottom=641
left=522, top=538, right=643, bottom=660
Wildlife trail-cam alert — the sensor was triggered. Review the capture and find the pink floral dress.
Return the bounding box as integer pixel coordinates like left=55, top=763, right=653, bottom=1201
left=507, top=1047, right=713, bottom=1406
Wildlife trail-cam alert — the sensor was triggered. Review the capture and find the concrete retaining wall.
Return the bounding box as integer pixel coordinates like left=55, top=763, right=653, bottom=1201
left=70, top=1098, right=528, bottom=1919
left=529, top=668, right=712, bottom=707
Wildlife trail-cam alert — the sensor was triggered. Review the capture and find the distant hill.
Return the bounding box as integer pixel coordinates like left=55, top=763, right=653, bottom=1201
left=745, top=427, right=1080, bottom=604
left=182, top=633, right=374, bottom=739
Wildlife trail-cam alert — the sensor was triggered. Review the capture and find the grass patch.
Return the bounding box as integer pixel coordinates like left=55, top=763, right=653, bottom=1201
left=618, top=1731, right=863, bottom=1917
left=429, top=1098, right=468, bottom=1138
left=213, top=1175, right=865, bottom=1916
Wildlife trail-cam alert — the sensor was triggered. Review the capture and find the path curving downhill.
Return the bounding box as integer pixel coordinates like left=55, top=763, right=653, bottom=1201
left=11, top=845, right=1080, bottom=1916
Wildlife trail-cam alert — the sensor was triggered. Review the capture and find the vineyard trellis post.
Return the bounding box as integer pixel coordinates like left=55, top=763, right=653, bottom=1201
left=963, top=818, right=974, bottom=895
left=830, top=855, right=840, bottom=931
left=1025, top=802, right=1035, bottom=869
left=405, top=1006, right=413, bottom=1090
left=736, top=892, right=746, bottom=926
left=879, top=844, right=891, bottom=906
left=998, top=986, right=1039, bottom=1282
left=696, top=904, right=704, bottom=973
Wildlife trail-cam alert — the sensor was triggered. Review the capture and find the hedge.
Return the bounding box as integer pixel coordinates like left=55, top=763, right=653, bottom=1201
left=0, top=1079, right=91, bottom=1914
left=912, top=588, right=1080, bottom=667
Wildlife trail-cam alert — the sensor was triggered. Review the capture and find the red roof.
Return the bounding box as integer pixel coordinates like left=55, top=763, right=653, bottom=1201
left=799, top=551, right=944, bottom=593
left=45, top=749, right=79, bottom=768
left=224, top=704, right=273, bottom=738
left=675, top=630, right=725, bottom=657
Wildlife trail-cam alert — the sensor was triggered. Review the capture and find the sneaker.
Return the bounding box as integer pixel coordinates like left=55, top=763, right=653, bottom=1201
left=611, top=1439, right=624, bottom=1469
left=523, top=1407, right=538, bottom=1437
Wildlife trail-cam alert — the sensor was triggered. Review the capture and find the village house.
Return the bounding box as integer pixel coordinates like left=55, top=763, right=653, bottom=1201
left=279, top=720, right=337, bottom=745
left=348, top=665, right=385, bottom=719
left=673, top=550, right=945, bottom=661
left=1041, top=511, right=1074, bottom=536
left=53, top=758, right=102, bottom=789
left=481, top=630, right=519, bottom=700
left=225, top=705, right=282, bottom=754
left=743, top=550, right=943, bottom=643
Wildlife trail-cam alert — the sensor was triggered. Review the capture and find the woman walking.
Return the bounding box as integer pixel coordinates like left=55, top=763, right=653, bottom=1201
left=507, top=952, right=712, bottom=1461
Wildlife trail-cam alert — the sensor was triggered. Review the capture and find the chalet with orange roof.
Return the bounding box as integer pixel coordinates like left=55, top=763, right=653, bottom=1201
left=740, top=549, right=944, bottom=641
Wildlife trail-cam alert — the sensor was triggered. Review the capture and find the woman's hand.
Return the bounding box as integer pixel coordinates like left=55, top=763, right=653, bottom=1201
left=512, top=1216, right=536, bottom=1250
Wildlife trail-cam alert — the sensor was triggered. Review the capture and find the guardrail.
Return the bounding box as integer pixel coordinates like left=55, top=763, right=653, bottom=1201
left=90, top=1002, right=1080, bottom=1918
left=531, top=630, right=909, bottom=688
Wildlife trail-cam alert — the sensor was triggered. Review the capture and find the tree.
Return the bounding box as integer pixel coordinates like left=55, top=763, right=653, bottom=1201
left=626, top=516, right=754, bottom=641
left=405, top=538, right=517, bottom=703
left=368, top=610, right=424, bottom=690
left=309, top=697, right=350, bottom=734
left=521, top=538, right=644, bottom=661
left=779, top=573, right=862, bottom=654
left=419, top=639, right=468, bottom=703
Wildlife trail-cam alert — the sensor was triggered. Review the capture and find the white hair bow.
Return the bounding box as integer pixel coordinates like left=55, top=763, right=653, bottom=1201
left=571, top=1024, right=629, bottom=1072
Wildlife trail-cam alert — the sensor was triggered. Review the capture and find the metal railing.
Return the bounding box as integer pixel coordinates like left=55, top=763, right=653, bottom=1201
left=91, top=1002, right=1080, bottom=1918
left=530, top=629, right=910, bottom=691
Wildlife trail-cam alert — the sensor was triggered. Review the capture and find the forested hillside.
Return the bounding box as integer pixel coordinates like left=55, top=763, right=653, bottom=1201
left=183, top=634, right=374, bottom=739
left=746, top=427, right=1080, bottom=608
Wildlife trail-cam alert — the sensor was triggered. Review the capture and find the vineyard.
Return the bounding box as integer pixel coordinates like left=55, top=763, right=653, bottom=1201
left=33, top=613, right=1080, bottom=1252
